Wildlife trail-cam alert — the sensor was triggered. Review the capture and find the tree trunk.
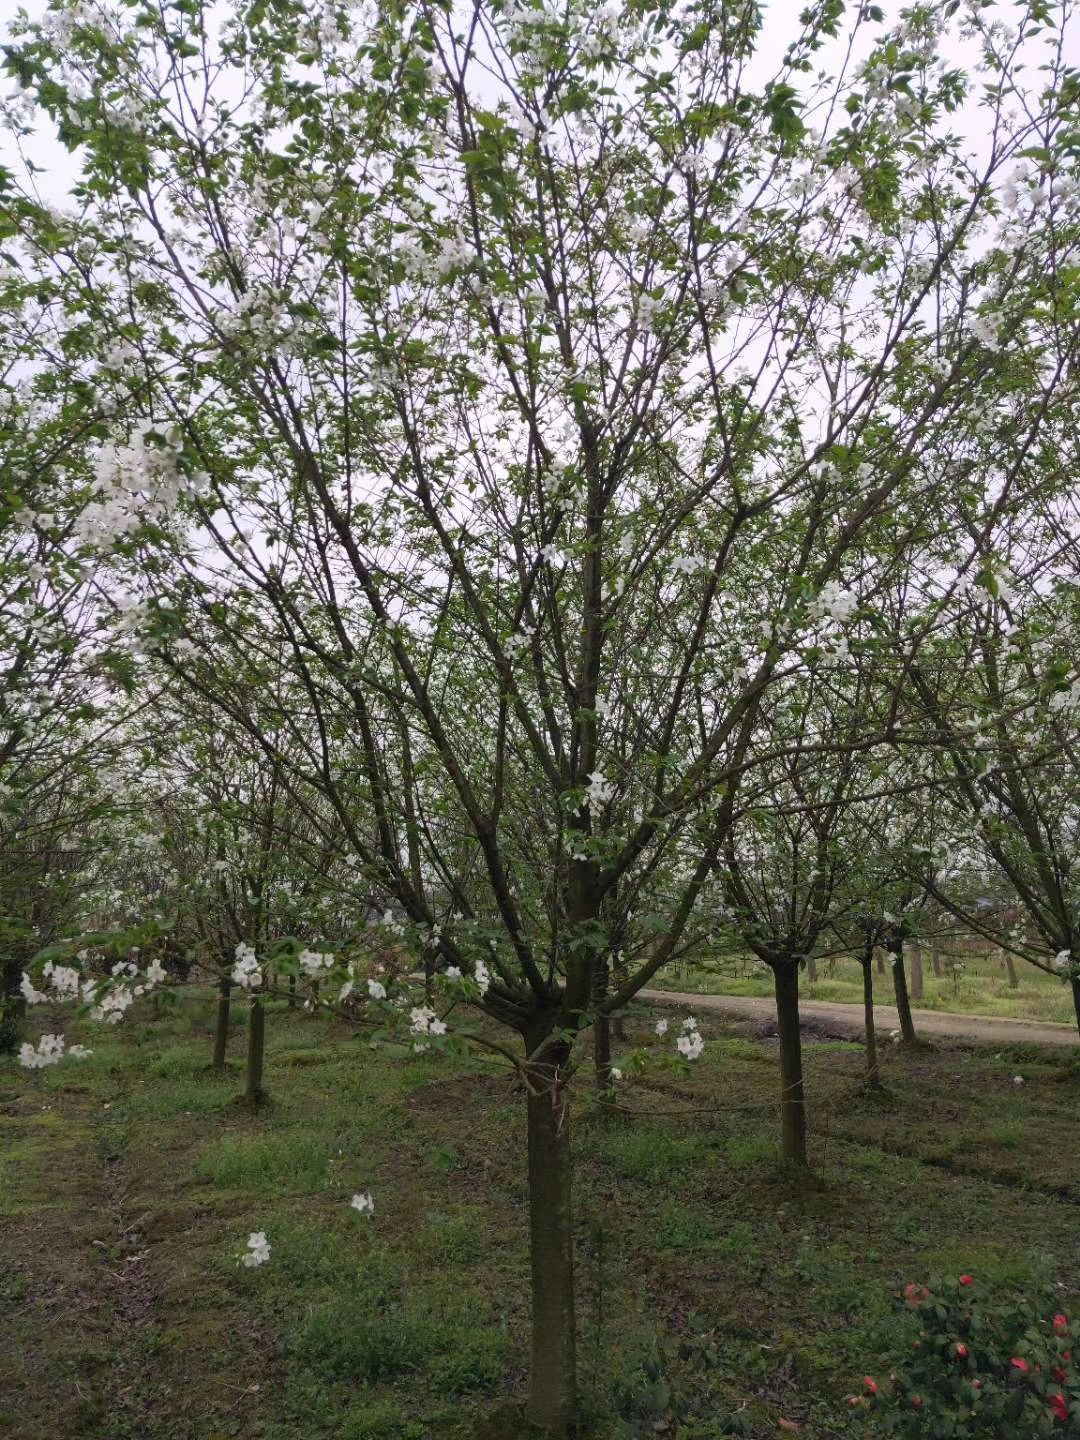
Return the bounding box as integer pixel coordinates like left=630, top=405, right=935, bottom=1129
left=772, top=963, right=808, bottom=1167
left=593, top=1013, right=614, bottom=1107
left=908, top=945, right=923, bottom=1001
left=245, top=996, right=266, bottom=1103
left=0, top=953, right=26, bottom=1054
left=524, top=1033, right=577, bottom=1436
left=890, top=942, right=917, bottom=1044
left=931, top=947, right=944, bottom=979
left=212, top=976, right=231, bottom=1070
left=875, top=946, right=886, bottom=976
left=592, top=953, right=613, bottom=1105
left=860, top=948, right=881, bottom=1089
left=288, top=972, right=297, bottom=1008
left=610, top=950, right=628, bottom=1042
left=1071, top=976, right=1080, bottom=1040
left=807, top=955, right=818, bottom=985
left=1002, top=950, right=1018, bottom=989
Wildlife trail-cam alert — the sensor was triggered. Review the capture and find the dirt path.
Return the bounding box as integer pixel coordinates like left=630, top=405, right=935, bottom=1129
left=641, top=988, right=1079, bottom=1047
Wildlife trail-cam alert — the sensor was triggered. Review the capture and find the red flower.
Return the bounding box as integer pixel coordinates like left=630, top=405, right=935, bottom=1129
left=959, top=1274, right=974, bottom=1286
left=1064, top=1351, right=1072, bottom=1362
left=956, top=1344, right=969, bottom=1359
left=1052, top=1367, right=1068, bottom=1384
left=911, top=1396, right=923, bottom=1410
left=972, top=1380, right=982, bottom=1390
left=1050, top=1393, right=1068, bottom=1423
left=1011, top=1357, right=1029, bottom=1373
left=863, top=1377, right=878, bottom=1395
left=1053, top=1314, right=1069, bottom=1335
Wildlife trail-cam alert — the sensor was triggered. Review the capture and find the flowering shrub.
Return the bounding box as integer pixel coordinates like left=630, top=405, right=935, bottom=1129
left=850, top=1275, right=1080, bottom=1436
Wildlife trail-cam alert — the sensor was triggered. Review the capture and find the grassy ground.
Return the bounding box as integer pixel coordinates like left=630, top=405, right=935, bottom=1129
left=1, top=992, right=1078, bottom=1440
left=654, top=949, right=1076, bottom=1024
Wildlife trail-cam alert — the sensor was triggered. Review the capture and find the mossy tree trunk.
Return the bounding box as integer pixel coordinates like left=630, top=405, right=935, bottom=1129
left=771, top=961, right=808, bottom=1167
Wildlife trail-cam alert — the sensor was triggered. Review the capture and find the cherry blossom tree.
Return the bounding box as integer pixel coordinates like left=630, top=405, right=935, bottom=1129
left=6, top=0, right=1080, bottom=1428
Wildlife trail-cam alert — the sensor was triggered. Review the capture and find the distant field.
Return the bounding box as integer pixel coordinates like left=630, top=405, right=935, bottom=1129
left=652, top=948, right=1077, bottom=1025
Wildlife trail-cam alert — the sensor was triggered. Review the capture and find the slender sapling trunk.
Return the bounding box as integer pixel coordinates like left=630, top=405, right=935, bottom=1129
left=890, top=940, right=918, bottom=1044
left=860, top=944, right=881, bottom=1089
left=212, top=976, right=231, bottom=1070
left=245, top=996, right=266, bottom=1103
left=771, top=962, right=808, bottom=1167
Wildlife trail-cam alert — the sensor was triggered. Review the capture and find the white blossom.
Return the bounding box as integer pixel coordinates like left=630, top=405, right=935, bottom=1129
left=676, top=1029, right=704, bottom=1061
left=232, top=942, right=263, bottom=990
left=298, top=947, right=334, bottom=978
left=584, top=771, right=615, bottom=810
left=239, top=1231, right=270, bottom=1267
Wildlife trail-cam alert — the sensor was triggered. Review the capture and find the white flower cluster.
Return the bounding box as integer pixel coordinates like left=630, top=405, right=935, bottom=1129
left=20, top=960, right=79, bottom=1003
left=637, top=293, right=660, bottom=335
left=808, top=580, right=858, bottom=624
left=584, top=771, right=614, bottom=811
left=76, top=422, right=206, bottom=550
left=579, top=2, right=620, bottom=62
left=427, top=232, right=472, bottom=281
left=217, top=287, right=295, bottom=352
left=350, top=1191, right=375, bottom=1214
left=379, top=909, right=406, bottom=938
left=967, top=310, right=1003, bottom=353
left=651, top=1015, right=704, bottom=1058
left=20, top=954, right=167, bottom=1033
left=298, top=948, right=334, bottom=978
left=18, top=1033, right=93, bottom=1069
left=232, top=942, right=263, bottom=990
left=239, top=1231, right=270, bottom=1267
left=675, top=1015, right=704, bottom=1061
left=409, top=1004, right=447, bottom=1051
left=441, top=958, right=491, bottom=997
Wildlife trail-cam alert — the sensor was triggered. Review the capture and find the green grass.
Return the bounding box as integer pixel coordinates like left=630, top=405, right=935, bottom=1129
left=655, top=947, right=1077, bottom=1023
left=1, top=994, right=1078, bottom=1439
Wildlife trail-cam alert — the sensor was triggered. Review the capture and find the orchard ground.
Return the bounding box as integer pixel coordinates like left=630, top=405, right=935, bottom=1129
left=2, top=994, right=1078, bottom=1440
